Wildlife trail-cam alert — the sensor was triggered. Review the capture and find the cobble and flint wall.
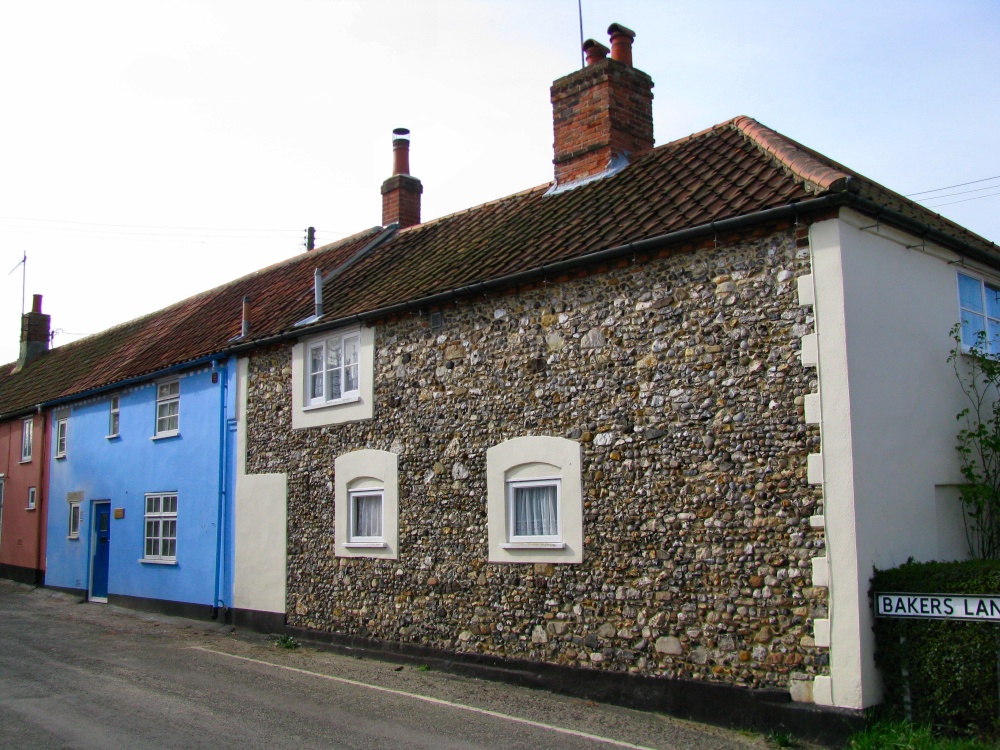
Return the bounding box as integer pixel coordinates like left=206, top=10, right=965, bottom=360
left=244, top=226, right=827, bottom=693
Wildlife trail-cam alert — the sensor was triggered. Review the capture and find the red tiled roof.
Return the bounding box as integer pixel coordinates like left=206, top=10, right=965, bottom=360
left=0, top=228, right=382, bottom=416
left=1, top=116, right=995, bottom=416
left=314, top=117, right=997, bottom=322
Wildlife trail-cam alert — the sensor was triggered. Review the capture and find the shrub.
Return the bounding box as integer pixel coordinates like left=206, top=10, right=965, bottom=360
left=871, top=560, right=1000, bottom=737
left=949, top=326, right=1000, bottom=560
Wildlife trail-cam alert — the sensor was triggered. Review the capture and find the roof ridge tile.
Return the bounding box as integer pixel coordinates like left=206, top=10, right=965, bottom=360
left=730, top=115, right=850, bottom=193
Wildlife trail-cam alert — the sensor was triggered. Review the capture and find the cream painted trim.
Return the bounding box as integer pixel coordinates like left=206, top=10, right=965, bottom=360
left=803, top=393, right=821, bottom=425
left=807, top=453, right=824, bottom=485
left=487, top=436, right=583, bottom=564
left=809, top=215, right=868, bottom=710
left=797, top=274, right=815, bottom=307
left=813, top=676, right=834, bottom=706
left=335, top=449, right=399, bottom=560
left=814, top=618, right=831, bottom=648
left=291, top=325, right=375, bottom=429
left=800, top=333, right=819, bottom=368
left=811, top=556, right=830, bottom=588
left=233, top=357, right=288, bottom=616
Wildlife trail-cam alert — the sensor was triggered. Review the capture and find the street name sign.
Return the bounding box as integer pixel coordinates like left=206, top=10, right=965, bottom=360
left=875, top=592, right=1000, bottom=622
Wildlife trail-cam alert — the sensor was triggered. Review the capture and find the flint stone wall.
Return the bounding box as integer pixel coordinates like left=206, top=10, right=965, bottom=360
left=244, top=227, right=828, bottom=691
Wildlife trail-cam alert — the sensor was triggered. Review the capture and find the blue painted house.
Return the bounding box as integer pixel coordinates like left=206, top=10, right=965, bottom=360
left=0, top=228, right=384, bottom=621
left=44, top=361, right=237, bottom=617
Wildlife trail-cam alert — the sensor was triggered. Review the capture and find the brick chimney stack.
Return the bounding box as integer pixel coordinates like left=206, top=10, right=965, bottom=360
left=381, top=128, right=423, bottom=228
left=13, top=294, right=50, bottom=373
left=551, top=23, right=654, bottom=186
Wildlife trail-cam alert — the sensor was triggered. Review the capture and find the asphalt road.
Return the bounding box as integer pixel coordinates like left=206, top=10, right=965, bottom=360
left=0, top=580, right=774, bottom=749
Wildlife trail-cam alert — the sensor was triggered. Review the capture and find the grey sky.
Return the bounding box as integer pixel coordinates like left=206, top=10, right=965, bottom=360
left=2, top=0, right=998, bottom=364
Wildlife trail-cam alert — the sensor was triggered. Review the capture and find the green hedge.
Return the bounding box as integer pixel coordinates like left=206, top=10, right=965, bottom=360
left=871, top=560, right=1000, bottom=737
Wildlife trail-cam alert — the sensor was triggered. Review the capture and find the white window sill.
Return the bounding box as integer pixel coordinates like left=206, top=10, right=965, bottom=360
left=19, top=459, right=32, bottom=464
left=303, top=394, right=360, bottom=412
left=67, top=534, right=80, bottom=540
left=106, top=433, right=120, bottom=440
left=26, top=507, right=36, bottom=512
left=501, top=541, right=566, bottom=550
left=139, top=558, right=178, bottom=565
left=343, top=541, right=387, bottom=549
left=151, top=431, right=179, bottom=441
left=55, top=454, right=66, bottom=460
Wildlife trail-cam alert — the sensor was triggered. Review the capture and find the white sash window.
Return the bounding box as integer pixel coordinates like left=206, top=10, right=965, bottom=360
left=21, top=418, right=32, bottom=462
left=144, top=493, right=178, bottom=561
left=155, top=380, right=180, bottom=437
left=307, top=331, right=361, bottom=406
left=54, top=418, right=68, bottom=458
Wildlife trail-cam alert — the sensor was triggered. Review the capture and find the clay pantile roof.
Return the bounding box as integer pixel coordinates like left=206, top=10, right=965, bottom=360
left=312, top=117, right=996, bottom=322
left=0, top=227, right=383, bottom=417
left=1, top=116, right=996, bottom=416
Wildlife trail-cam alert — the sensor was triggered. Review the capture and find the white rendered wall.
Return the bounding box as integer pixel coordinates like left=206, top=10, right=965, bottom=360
left=233, top=357, right=288, bottom=615
left=810, top=211, right=973, bottom=709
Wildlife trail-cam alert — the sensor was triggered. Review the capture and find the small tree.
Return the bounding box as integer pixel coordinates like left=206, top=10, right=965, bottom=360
left=949, top=324, right=1000, bottom=560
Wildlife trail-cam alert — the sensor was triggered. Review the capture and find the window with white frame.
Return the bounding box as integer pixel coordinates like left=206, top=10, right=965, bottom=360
left=487, top=436, right=583, bottom=564
left=20, top=418, right=32, bottom=462
left=143, top=493, right=177, bottom=561
left=108, top=395, right=120, bottom=437
left=334, top=449, right=398, bottom=559
left=155, top=380, right=179, bottom=437
left=292, top=326, right=374, bottom=429
left=348, top=488, right=384, bottom=545
left=958, top=272, right=1000, bottom=354
left=508, top=479, right=561, bottom=542
left=68, top=501, right=81, bottom=538
left=54, top=417, right=67, bottom=458
left=26, top=486, right=36, bottom=511
left=307, top=331, right=361, bottom=406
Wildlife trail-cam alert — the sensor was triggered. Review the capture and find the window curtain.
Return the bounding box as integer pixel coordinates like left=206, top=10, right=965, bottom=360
left=353, top=493, right=382, bottom=538
left=514, top=485, right=557, bottom=537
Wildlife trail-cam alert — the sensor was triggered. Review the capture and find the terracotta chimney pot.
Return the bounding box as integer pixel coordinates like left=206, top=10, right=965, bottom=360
left=608, top=23, right=636, bottom=67
left=381, top=128, right=423, bottom=228
left=391, top=128, right=411, bottom=176
left=550, top=22, right=654, bottom=186
left=583, top=39, right=609, bottom=67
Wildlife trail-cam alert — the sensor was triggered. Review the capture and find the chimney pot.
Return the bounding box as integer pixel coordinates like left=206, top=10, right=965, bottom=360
left=550, top=22, right=653, bottom=186
left=381, top=128, right=422, bottom=228
left=608, top=23, right=636, bottom=67
left=13, top=292, right=51, bottom=372
left=391, top=128, right=411, bottom=176
left=583, top=39, right=609, bottom=66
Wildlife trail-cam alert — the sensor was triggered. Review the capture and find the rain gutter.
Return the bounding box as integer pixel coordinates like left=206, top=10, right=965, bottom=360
left=9, top=187, right=998, bottom=418
left=253, top=190, right=998, bottom=345
left=844, top=194, right=1000, bottom=268
left=0, top=352, right=225, bottom=422
left=226, top=192, right=847, bottom=347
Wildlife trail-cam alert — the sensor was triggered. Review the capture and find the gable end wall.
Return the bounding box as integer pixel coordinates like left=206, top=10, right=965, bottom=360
left=244, top=227, right=828, bottom=694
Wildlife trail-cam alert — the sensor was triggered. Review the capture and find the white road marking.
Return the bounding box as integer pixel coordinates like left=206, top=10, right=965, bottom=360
left=189, top=646, right=663, bottom=750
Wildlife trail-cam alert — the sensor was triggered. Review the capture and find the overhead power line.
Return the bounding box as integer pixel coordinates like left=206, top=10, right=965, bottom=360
left=914, top=184, right=1000, bottom=202
left=0, top=215, right=357, bottom=243
left=922, top=190, right=1000, bottom=209
left=906, top=174, right=1000, bottom=197
left=0, top=215, right=300, bottom=233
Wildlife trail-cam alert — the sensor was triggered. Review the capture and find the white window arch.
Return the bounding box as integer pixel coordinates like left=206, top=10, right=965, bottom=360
left=487, top=436, right=583, bottom=564
left=334, top=449, right=398, bottom=559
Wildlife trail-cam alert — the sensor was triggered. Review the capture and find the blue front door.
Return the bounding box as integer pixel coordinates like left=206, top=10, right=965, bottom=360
left=90, top=503, right=110, bottom=601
